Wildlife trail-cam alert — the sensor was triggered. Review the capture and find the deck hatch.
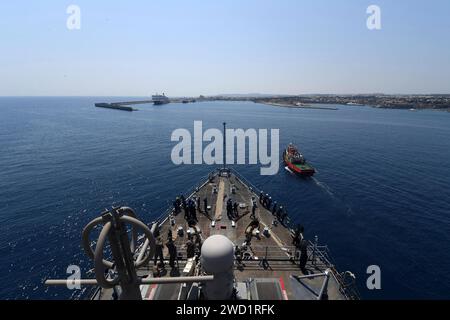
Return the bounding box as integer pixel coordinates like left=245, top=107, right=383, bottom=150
left=248, top=279, right=284, bottom=300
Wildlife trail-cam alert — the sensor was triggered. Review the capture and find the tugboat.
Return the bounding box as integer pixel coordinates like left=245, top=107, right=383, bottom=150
left=283, top=143, right=316, bottom=177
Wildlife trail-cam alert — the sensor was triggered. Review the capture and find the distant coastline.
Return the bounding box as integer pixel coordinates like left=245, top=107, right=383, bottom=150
left=198, top=94, right=450, bottom=112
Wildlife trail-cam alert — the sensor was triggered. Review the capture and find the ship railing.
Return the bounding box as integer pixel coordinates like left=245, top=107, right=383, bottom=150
left=132, top=244, right=331, bottom=266
left=134, top=242, right=332, bottom=264
left=238, top=244, right=332, bottom=267
left=306, top=241, right=334, bottom=267
left=243, top=245, right=323, bottom=264
left=246, top=243, right=360, bottom=300
left=304, top=241, right=361, bottom=300
left=115, top=243, right=360, bottom=299
left=247, top=245, right=297, bottom=261
left=319, top=244, right=361, bottom=300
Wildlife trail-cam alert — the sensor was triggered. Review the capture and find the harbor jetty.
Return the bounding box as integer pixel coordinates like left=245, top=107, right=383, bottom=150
left=95, top=103, right=136, bottom=112
left=94, top=95, right=199, bottom=111
left=107, top=100, right=154, bottom=106
left=260, top=101, right=339, bottom=111
left=95, top=95, right=170, bottom=111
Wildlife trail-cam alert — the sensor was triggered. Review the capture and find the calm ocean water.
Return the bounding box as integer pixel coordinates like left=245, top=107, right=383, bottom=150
left=0, top=97, right=449, bottom=300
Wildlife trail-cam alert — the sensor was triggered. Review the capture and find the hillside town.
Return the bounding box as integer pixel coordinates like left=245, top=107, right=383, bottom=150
left=204, top=94, right=450, bottom=111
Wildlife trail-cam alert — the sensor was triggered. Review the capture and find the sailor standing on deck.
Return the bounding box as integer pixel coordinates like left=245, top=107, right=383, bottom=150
left=183, top=198, right=188, bottom=219
left=272, top=201, right=278, bottom=215
left=259, top=191, right=264, bottom=204
left=299, top=239, right=308, bottom=272
left=233, top=202, right=239, bottom=218
left=281, top=210, right=288, bottom=224
left=184, top=200, right=189, bottom=220
left=186, top=238, right=195, bottom=259
left=251, top=201, right=257, bottom=220
left=173, top=199, right=180, bottom=214
left=293, top=225, right=304, bottom=247
left=277, top=206, right=283, bottom=220
left=203, top=198, right=208, bottom=213
left=154, top=237, right=165, bottom=268
left=166, top=238, right=177, bottom=268
left=195, top=234, right=203, bottom=254
left=190, top=199, right=198, bottom=222
left=235, top=245, right=244, bottom=267
left=267, top=197, right=272, bottom=210
left=197, top=196, right=201, bottom=213
left=227, top=198, right=234, bottom=220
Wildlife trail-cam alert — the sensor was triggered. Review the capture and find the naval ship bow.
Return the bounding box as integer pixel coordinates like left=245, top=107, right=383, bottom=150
left=45, top=125, right=360, bottom=301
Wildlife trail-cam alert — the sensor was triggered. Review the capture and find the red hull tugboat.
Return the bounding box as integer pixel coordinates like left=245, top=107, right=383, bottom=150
left=283, top=143, right=316, bottom=177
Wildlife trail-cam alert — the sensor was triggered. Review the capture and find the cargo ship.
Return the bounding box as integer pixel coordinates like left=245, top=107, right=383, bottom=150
left=152, top=93, right=170, bottom=105
left=283, top=144, right=316, bottom=177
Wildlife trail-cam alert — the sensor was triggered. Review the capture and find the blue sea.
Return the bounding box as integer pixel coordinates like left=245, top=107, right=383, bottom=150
left=0, top=97, right=449, bottom=300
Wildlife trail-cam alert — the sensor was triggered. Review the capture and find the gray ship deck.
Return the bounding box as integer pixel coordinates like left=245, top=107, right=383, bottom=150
left=91, top=169, right=355, bottom=301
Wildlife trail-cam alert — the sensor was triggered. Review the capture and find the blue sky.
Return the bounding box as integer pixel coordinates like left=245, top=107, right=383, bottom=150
left=1, top=0, right=449, bottom=96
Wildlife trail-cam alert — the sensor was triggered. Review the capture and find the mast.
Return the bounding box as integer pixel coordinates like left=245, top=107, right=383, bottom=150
left=223, top=122, right=227, bottom=170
